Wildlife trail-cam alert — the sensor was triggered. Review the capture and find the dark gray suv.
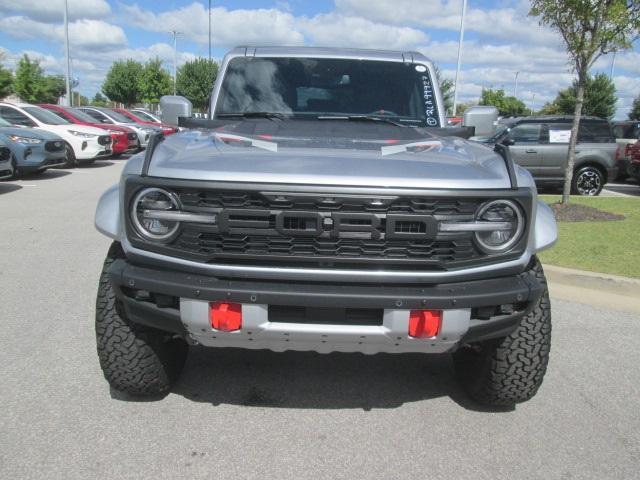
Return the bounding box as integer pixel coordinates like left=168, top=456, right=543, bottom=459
left=481, top=116, right=618, bottom=196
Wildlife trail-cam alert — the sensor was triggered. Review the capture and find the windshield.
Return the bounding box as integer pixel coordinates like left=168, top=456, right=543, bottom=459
left=486, top=124, right=510, bottom=143
left=69, top=108, right=103, bottom=123
left=215, top=57, right=441, bottom=127
left=103, top=108, right=133, bottom=123
left=133, top=110, right=157, bottom=122
left=24, top=106, right=70, bottom=125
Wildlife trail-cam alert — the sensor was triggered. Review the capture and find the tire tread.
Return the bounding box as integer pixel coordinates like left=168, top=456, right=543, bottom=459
left=95, top=242, right=187, bottom=396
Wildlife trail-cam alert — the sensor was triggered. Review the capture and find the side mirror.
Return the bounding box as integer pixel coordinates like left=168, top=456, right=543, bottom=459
left=463, top=105, right=498, bottom=137
left=160, top=95, right=192, bottom=126
left=501, top=138, right=515, bottom=146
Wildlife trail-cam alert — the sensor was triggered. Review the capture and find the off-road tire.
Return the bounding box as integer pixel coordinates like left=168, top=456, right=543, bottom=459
left=95, top=242, right=188, bottom=396
left=453, top=257, right=551, bottom=406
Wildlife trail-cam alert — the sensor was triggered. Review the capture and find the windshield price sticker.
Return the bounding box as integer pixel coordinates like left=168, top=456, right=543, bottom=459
left=421, top=73, right=439, bottom=127
left=549, top=129, right=571, bottom=143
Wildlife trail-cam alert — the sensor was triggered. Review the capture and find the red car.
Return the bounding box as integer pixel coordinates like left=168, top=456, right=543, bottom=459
left=110, top=108, right=178, bottom=135
left=39, top=104, right=140, bottom=155
left=627, top=142, right=640, bottom=181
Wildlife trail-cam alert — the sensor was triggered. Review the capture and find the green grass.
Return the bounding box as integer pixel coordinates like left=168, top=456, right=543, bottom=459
left=538, top=195, right=640, bottom=278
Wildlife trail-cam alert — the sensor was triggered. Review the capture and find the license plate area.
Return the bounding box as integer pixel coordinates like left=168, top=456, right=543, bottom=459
left=268, top=305, right=384, bottom=326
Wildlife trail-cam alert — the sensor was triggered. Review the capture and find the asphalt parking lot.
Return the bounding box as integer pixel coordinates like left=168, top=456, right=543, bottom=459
left=1, top=160, right=639, bottom=479
left=604, top=178, right=640, bottom=197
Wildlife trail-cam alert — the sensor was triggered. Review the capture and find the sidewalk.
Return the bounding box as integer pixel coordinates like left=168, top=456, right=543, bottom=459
left=544, top=264, right=640, bottom=314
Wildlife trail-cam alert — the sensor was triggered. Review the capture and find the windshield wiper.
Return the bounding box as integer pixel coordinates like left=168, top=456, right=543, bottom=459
left=217, top=112, right=287, bottom=120
left=317, top=115, right=405, bottom=127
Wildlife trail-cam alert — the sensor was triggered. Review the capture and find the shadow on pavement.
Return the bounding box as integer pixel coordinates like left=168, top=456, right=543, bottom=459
left=79, top=161, right=114, bottom=169
left=108, top=347, right=513, bottom=412
left=21, top=169, right=72, bottom=180
left=0, top=183, right=22, bottom=194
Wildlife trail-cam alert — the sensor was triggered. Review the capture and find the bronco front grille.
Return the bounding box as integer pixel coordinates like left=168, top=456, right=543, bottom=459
left=126, top=181, right=532, bottom=272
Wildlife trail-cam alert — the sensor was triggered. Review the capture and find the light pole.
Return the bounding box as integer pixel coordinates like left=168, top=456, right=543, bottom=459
left=63, top=0, right=71, bottom=106
left=610, top=51, right=617, bottom=79
left=531, top=93, right=536, bottom=114
left=514, top=71, right=519, bottom=98
left=452, top=0, right=467, bottom=116
left=208, top=0, right=212, bottom=61
left=169, top=30, right=183, bottom=95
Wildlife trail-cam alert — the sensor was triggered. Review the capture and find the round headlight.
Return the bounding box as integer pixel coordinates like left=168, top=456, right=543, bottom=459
left=131, top=188, right=180, bottom=241
left=474, top=200, right=524, bottom=253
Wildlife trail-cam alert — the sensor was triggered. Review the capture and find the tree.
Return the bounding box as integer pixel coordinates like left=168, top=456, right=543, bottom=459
left=434, top=65, right=454, bottom=114
left=629, top=94, right=640, bottom=120
left=12, top=54, right=65, bottom=103
left=539, top=101, right=562, bottom=115
left=91, top=92, right=108, bottom=107
left=479, top=88, right=528, bottom=116
left=0, top=65, right=12, bottom=98
left=176, top=58, right=218, bottom=110
left=102, top=59, right=143, bottom=106
left=530, top=0, right=640, bottom=205
left=40, top=75, right=66, bottom=104
left=546, top=74, right=617, bottom=119
left=138, top=58, right=172, bottom=105
left=14, top=54, right=44, bottom=102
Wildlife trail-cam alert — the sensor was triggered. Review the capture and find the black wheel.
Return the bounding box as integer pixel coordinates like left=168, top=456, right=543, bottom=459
left=63, top=143, right=77, bottom=168
left=572, top=165, right=604, bottom=196
left=453, top=257, right=551, bottom=406
left=95, top=242, right=188, bottom=396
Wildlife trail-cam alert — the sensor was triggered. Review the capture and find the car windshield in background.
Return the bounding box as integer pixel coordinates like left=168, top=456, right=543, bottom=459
left=24, top=106, right=70, bottom=125
left=486, top=124, right=510, bottom=143
left=103, top=109, right=133, bottom=123
left=132, top=111, right=156, bottom=122
left=215, top=57, right=441, bottom=127
left=0, top=117, right=12, bottom=127
left=70, top=108, right=104, bottom=124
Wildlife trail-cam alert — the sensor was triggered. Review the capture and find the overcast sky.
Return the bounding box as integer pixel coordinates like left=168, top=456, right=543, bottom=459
left=0, top=0, right=638, bottom=118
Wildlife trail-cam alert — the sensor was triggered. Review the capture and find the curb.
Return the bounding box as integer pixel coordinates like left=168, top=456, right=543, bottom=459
left=543, top=264, right=640, bottom=297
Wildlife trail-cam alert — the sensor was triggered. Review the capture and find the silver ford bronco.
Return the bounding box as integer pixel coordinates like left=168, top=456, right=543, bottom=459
left=94, top=47, right=557, bottom=406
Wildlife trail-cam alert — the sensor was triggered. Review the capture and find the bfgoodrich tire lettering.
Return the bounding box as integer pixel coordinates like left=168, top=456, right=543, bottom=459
left=95, top=242, right=188, bottom=396
left=453, top=257, right=551, bottom=406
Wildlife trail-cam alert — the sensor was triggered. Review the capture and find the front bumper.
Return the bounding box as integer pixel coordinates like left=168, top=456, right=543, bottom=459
left=107, top=258, right=543, bottom=354
left=74, top=137, right=112, bottom=160
left=12, top=144, right=66, bottom=171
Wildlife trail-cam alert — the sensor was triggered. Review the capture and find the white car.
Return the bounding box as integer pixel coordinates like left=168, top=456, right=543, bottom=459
left=0, top=103, right=112, bottom=166
left=77, top=107, right=159, bottom=148
left=131, top=109, right=162, bottom=123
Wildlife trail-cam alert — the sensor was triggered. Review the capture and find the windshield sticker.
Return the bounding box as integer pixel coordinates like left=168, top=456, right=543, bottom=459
left=549, top=129, right=571, bottom=143
left=421, top=74, right=439, bottom=127
left=380, top=140, right=442, bottom=156
left=415, top=65, right=427, bottom=72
